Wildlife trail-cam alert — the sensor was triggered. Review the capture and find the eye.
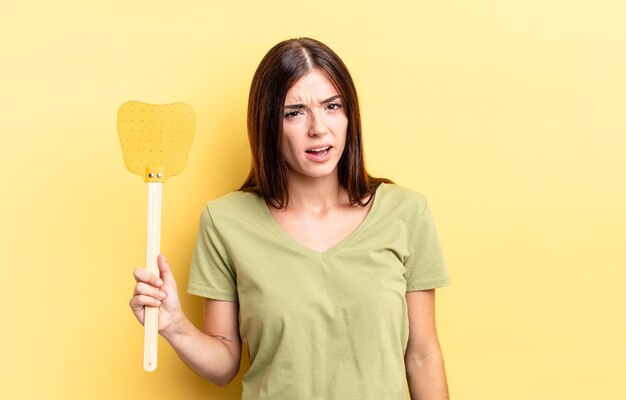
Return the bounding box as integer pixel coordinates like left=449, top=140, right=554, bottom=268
left=284, top=110, right=303, bottom=119
left=326, top=103, right=343, bottom=111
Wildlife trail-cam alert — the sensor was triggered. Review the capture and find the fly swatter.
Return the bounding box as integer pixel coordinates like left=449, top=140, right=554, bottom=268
left=117, top=101, right=195, bottom=371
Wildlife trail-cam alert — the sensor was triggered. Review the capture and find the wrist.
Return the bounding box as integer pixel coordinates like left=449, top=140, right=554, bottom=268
left=159, top=312, right=189, bottom=341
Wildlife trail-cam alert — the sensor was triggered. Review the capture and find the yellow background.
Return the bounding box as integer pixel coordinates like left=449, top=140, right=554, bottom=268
left=1, top=0, right=624, bottom=399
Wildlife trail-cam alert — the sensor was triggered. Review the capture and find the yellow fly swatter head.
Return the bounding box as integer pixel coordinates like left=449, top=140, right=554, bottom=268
left=117, top=101, right=195, bottom=182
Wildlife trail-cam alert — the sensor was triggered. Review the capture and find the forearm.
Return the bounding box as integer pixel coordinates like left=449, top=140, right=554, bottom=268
left=405, top=349, right=449, bottom=400
left=161, top=316, right=238, bottom=386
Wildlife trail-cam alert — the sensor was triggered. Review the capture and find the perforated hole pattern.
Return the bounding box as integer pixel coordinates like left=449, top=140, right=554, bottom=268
left=117, top=101, right=195, bottom=179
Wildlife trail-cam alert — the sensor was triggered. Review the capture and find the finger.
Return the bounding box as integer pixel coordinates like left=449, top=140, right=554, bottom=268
left=157, top=254, right=175, bottom=287
left=133, top=282, right=167, bottom=300
left=128, top=298, right=145, bottom=324
left=131, top=294, right=162, bottom=308
left=133, top=267, right=163, bottom=287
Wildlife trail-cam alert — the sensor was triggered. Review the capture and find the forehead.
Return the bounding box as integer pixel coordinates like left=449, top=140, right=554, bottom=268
left=285, top=69, right=339, bottom=102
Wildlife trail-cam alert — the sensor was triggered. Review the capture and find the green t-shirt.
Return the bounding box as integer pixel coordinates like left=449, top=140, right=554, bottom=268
left=188, top=182, right=451, bottom=399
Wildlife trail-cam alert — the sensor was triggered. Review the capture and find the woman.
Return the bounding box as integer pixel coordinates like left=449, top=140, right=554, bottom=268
left=130, top=37, right=451, bottom=399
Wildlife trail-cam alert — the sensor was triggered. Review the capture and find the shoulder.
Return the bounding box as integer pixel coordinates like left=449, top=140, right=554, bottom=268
left=200, top=190, right=263, bottom=231
left=378, top=183, right=429, bottom=215
left=205, top=190, right=259, bottom=213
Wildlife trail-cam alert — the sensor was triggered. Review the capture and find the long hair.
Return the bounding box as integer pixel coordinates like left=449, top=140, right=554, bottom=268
left=238, top=37, right=393, bottom=208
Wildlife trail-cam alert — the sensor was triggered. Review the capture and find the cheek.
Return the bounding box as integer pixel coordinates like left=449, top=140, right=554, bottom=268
left=280, top=131, right=299, bottom=158
left=332, top=114, right=348, bottom=134
left=334, top=118, right=349, bottom=147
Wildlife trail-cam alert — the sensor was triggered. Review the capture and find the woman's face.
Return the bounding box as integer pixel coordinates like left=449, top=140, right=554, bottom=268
left=280, top=68, right=348, bottom=181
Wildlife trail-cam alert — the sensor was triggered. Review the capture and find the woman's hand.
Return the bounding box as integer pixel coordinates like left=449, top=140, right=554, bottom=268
left=129, top=254, right=184, bottom=336
left=130, top=254, right=239, bottom=385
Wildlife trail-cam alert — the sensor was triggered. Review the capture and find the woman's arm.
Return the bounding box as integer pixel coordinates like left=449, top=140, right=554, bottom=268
left=404, top=289, right=450, bottom=400
left=130, top=254, right=241, bottom=386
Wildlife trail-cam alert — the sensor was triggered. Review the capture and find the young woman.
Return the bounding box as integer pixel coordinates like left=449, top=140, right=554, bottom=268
left=130, top=37, right=452, bottom=400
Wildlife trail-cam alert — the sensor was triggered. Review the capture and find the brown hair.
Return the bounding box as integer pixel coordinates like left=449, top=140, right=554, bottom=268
left=238, top=37, right=393, bottom=208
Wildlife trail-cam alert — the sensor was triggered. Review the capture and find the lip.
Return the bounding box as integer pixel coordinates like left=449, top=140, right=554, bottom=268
left=304, top=146, right=333, bottom=163
left=305, top=143, right=333, bottom=152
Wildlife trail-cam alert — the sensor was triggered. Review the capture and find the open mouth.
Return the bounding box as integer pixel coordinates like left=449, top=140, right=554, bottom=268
left=305, top=145, right=332, bottom=156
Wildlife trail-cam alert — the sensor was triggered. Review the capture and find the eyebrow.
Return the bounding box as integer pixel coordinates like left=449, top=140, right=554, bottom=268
left=284, top=94, right=342, bottom=109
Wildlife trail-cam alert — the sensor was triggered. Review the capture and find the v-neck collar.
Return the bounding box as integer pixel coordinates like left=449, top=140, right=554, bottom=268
left=256, top=183, right=385, bottom=261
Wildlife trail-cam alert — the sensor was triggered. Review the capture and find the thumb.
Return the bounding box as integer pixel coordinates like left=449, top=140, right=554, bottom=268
left=157, top=253, right=176, bottom=285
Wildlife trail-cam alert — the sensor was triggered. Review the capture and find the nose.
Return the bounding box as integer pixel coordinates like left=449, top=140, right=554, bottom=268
left=308, top=109, right=328, bottom=137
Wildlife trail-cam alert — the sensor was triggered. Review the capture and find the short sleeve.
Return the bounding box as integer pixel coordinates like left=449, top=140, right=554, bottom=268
left=187, top=204, right=238, bottom=301
left=403, top=201, right=452, bottom=291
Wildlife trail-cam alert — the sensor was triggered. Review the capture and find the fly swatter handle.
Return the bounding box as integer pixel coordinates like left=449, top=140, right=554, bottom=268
left=144, top=182, right=162, bottom=371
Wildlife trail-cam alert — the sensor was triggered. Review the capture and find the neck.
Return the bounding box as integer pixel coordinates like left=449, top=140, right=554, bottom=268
left=285, top=170, right=344, bottom=213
